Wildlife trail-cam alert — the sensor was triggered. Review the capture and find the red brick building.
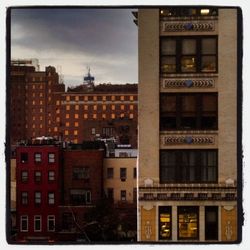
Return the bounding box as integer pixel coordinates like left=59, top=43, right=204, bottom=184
left=16, top=144, right=62, bottom=242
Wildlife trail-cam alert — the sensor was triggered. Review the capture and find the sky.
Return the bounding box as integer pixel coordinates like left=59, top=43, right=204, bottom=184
left=10, top=8, right=138, bottom=87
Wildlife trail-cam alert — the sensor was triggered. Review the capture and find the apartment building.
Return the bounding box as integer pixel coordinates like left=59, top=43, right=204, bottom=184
left=137, top=7, right=242, bottom=242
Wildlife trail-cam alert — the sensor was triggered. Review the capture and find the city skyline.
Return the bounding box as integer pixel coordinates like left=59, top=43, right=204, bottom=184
left=11, top=8, right=138, bottom=87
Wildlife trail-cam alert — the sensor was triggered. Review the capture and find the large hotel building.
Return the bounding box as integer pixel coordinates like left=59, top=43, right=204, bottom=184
left=137, top=7, right=242, bottom=243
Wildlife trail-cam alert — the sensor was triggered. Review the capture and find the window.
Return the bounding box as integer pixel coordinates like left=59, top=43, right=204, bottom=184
left=160, top=8, right=218, bottom=17
left=48, top=153, right=55, bottom=163
left=62, top=213, right=73, bottom=231
left=48, top=192, right=55, bottom=205
left=130, top=105, right=134, bottom=110
left=160, top=150, right=217, bottom=183
left=35, top=192, right=41, bottom=205
left=21, top=192, right=28, bottom=205
left=102, top=127, right=114, bottom=137
left=93, top=114, right=97, bottom=119
left=130, top=96, right=134, bottom=101
left=121, top=105, right=125, bottom=110
left=205, top=206, right=218, bottom=240
left=93, top=105, right=97, bottom=111
left=102, top=105, right=107, bottom=111
left=20, top=152, right=28, bottom=163
left=75, top=105, right=79, bottom=110
left=21, top=171, right=28, bottom=182
left=74, top=130, right=78, bottom=135
left=84, top=114, right=88, bottom=119
left=72, top=167, right=90, bottom=180
left=120, top=168, right=127, bottom=181
left=54, top=127, right=58, bottom=132
left=47, top=171, right=55, bottom=181
left=20, top=215, right=28, bottom=232
left=159, top=206, right=172, bottom=240
left=160, top=93, right=217, bottom=130
left=111, top=105, right=115, bottom=110
left=161, top=36, right=217, bottom=73
left=66, top=122, right=70, bottom=127
left=66, top=96, right=70, bottom=101
left=34, top=153, right=42, bottom=163
left=65, top=130, right=69, bottom=135
left=133, top=168, right=137, bottom=179
left=107, top=168, right=114, bottom=179
left=75, top=96, right=79, bottom=101
left=70, top=189, right=91, bottom=205
left=178, top=207, right=199, bottom=240
left=74, top=122, right=79, bottom=127
left=75, top=114, right=79, bottom=119
left=66, top=113, right=70, bottom=119
left=84, top=105, right=88, bottom=110
left=34, top=215, right=42, bottom=232
left=121, top=190, right=126, bottom=201
left=129, top=113, right=134, bottom=119
left=120, top=95, right=125, bottom=101
left=56, top=117, right=60, bottom=122
left=133, top=188, right=137, bottom=202
left=107, top=188, right=114, bottom=200
left=66, top=105, right=70, bottom=111
left=47, top=215, right=55, bottom=232
left=34, top=171, right=42, bottom=182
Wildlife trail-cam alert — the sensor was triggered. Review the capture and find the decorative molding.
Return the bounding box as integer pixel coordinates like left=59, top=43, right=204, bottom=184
left=162, top=78, right=215, bottom=88
left=163, top=135, right=215, bottom=145
left=144, top=221, right=152, bottom=240
left=162, top=21, right=215, bottom=32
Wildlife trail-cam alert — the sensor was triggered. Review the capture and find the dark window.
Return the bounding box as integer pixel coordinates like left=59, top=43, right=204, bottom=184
left=159, top=206, right=172, bottom=240
left=133, top=188, right=137, bottom=202
left=70, top=189, right=91, bottom=205
left=48, top=153, right=55, bottom=163
left=47, top=215, right=55, bottom=232
left=35, top=191, right=41, bottom=205
left=72, top=167, right=90, bottom=180
left=107, top=188, right=114, bottom=200
left=21, top=192, right=28, bottom=205
left=133, top=168, right=137, bottom=179
left=160, top=93, right=217, bottom=130
left=121, top=190, right=126, bottom=201
left=178, top=206, right=199, bottom=240
left=34, top=171, right=42, bottom=183
left=21, top=171, right=28, bottom=182
left=160, top=150, right=217, bottom=183
left=20, top=152, right=28, bottom=163
left=102, top=127, right=114, bottom=137
left=34, top=215, right=42, bottom=232
left=20, top=215, right=28, bottom=232
left=107, top=168, right=114, bottom=179
left=205, top=206, right=218, bottom=240
left=161, top=36, right=217, bottom=74
left=62, top=213, right=73, bottom=231
left=34, top=153, right=42, bottom=163
left=120, top=168, right=127, bottom=181
left=48, top=171, right=55, bottom=181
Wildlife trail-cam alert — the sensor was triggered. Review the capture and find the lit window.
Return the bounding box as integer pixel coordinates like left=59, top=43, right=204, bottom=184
left=48, top=171, right=55, bottom=181
left=75, top=96, right=79, bottom=101
left=66, top=96, right=70, bottom=101
left=111, top=105, right=115, bottom=110
left=121, top=105, right=125, bottom=110
left=56, top=100, right=60, bottom=105
left=74, top=130, right=78, bottom=135
left=66, top=122, right=70, bottom=127
left=48, top=153, right=55, bottom=163
left=84, top=96, right=88, bottom=101
left=93, top=114, right=97, bottom=119
left=47, top=215, right=55, bottom=232
left=102, top=105, right=106, bottom=111
left=74, top=139, right=78, bottom=143
left=39, top=100, right=43, bottom=105
left=130, top=96, right=134, bottom=101
left=35, top=192, right=41, bottom=204
left=75, top=105, right=79, bottom=110
left=93, top=96, right=97, bottom=101
left=48, top=96, right=51, bottom=101
left=120, top=96, right=125, bottom=101
left=66, top=105, right=70, bottom=111
left=32, top=101, right=35, bottom=105
left=54, top=127, right=58, bottom=132
left=34, top=171, right=42, bottom=182
left=93, top=105, right=97, bottom=111
left=66, top=114, right=70, bottom=119
left=40, top=124, right=43, bottom=129
left=130, top=105, right=134, bottom=110
left=32, top=124, right=36, bottom=129
left=40, top=85, right=43, bottom=89
left=48, top=120, right=51, bottom=125
left=20, top=215, right=28, bottom=232
left=32, top=85, right=35, bottom=89
left=159, top=207, right=172, bottom=240
left=111, top=114, right=115, bottom=119
left=48, top=192, right=55, bottom=205
left=40, top=108, right=43, bottom=113
left=56, top=108, right=60, bottom=114
left=84, top=105, right=88, bottom=111
left=102, top=96, right=106, bottom=101
left=32, top=116, right=35, bottom=121
left=102, top=114, right=106, bottom=119
left=56, top=117, right=60, bottom=122
left=74, top=122, right=79, bottom=127
left=21, top=192, right=28, bottom=205
left=129, top=113, right=134, bottom=119
left=178, top=207, right=199, bottom=240
left=21, top=171, right=28, bottom=182
left=111, top=96, right=115, bottom=101
left=121, top=190, right=126, bottom=201
left=64, top=130, right=69, bottom=135
left=84, top=114, right=88, bottom=119
left=120, top=113, right=125, bottom=118
left=34, top=153, right=42, bottom=163
left=34, top=215, right=42, bottom=232
left=40, top=116, right=43, bottom=121
left=74, top=114, right=79, bottom=119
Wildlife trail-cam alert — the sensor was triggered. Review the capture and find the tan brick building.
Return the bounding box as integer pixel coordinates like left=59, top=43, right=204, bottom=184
left=137, top=7, right=242, bottom=242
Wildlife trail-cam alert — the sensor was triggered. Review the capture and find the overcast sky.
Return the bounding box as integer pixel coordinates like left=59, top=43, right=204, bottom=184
left=10, top=8, right=138, bottom=86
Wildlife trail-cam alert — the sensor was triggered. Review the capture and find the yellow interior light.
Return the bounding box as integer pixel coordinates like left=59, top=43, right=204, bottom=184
left=201, top=9, right=210, bottom=15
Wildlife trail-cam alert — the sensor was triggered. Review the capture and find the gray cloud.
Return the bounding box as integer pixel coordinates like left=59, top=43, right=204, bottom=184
left=11, top=8, right=138, bottom=85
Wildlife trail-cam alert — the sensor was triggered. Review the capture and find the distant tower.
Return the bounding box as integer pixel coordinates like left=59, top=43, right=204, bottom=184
left=83, top=66, right=95, bottom=90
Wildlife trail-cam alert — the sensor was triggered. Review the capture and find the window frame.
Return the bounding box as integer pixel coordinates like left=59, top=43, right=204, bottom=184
left=121, top=190, right=127, bottom=201
left=20, top=215, right=28, bottom=232
left=120, top=168, right=127, bottom=181
left=34, top=191, right=41, bottom=205
left=34, top=171, right=42, bottom=183
left=48, top=192, right=55, bottom=205
left=160, top=149, right=218, bottom=183
left=34, top=152, right=42, bottom=163
left=20, top=152, right=28, bottom=163
left=48, top=170, right=55, bottom=182
left=47, top=215, right=56, bottom=232
left=34, top=215, right=42, bottom=232
left=21, top=191, right=28, bottom=205
left=21, top=171, right=28, bottom=183
left=160, top=36, right=218, bottom=74
left=72, top=167, right=90, bottom=180
left=159, top=206, right=172, bottom=240
left=48, top=153, right=55, bottom=163
left=107, top=167, right=114, bottom=179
